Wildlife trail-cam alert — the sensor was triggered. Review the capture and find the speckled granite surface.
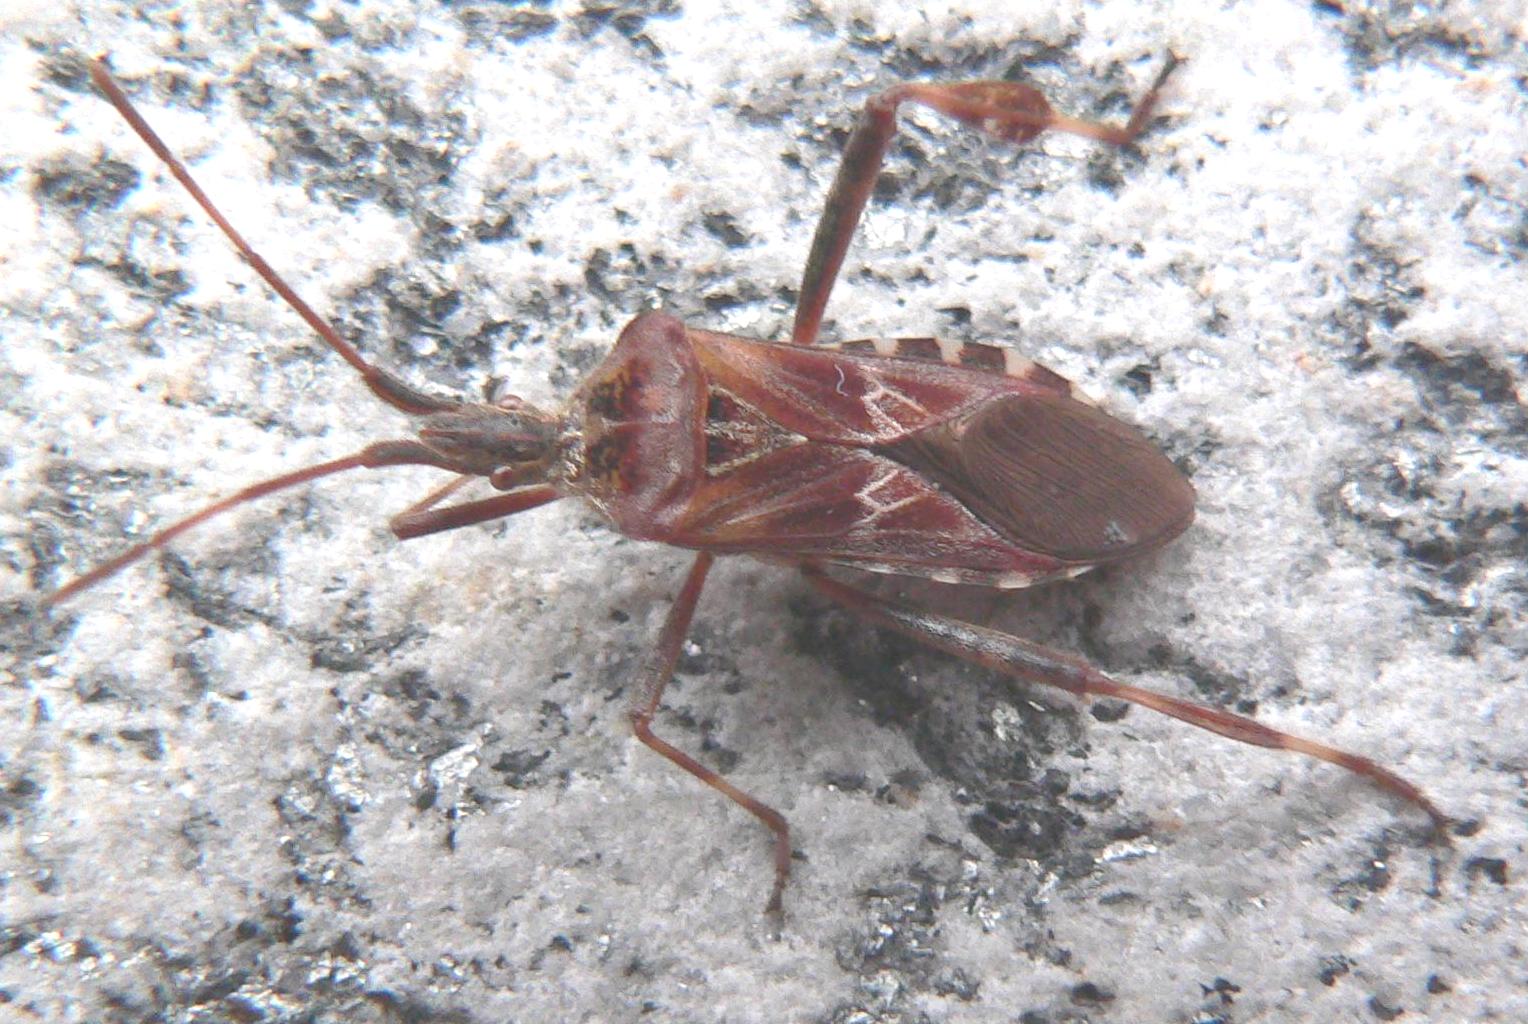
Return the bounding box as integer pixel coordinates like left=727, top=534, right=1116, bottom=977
left=3, top=2, right=1523, bottom=1021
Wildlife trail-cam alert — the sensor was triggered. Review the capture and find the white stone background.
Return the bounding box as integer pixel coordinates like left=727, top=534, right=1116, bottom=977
left=2, top=1, right=1524, bottom=1022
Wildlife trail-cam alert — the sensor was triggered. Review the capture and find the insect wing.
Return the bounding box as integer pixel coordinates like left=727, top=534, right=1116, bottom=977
left=671, top=441, right=1067, bottom=584
left=688, top=330, right=1031, bottom=445
left=885, top=389, right=1195, bottom=562
left=677, top=328, right=1191, bottom=576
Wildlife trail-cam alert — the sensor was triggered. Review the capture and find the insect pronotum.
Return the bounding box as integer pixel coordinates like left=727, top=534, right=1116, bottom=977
left=48, top=54, right=1448, bottom=925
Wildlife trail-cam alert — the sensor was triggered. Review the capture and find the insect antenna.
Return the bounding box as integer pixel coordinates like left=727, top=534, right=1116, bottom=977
left=45, top=447, right=414, bottom=607
left=46, top=61, right=510, bottom=605
left=87, top=59, right=455, bottom=416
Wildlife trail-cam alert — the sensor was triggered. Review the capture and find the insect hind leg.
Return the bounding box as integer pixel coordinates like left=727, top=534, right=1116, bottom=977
left=791, top=54, right=1182, bottom=347
left=802, top=566, right=1451, bottom=838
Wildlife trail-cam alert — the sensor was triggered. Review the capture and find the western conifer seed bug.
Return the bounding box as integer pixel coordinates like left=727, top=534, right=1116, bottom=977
left=48, top=54, right=1449, bottom=926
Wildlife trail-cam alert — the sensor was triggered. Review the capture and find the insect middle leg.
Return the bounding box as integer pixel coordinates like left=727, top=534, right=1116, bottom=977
left=803, top=567, right=1450, bottom=835
left=627, top=552, right=794, bottom=926
left=792, top=55, right=1181, bottom=346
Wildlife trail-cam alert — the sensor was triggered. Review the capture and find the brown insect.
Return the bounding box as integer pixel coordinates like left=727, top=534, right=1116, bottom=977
left=50, top=54, right=1447, bottom=926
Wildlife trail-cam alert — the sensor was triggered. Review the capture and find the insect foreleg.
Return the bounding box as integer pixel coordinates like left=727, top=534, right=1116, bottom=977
left=803, top=566, right=1451, bottom=837
left=389, top=486, right=561, bottom=541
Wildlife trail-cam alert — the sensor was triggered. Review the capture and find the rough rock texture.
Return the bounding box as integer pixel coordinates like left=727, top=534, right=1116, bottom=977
left=2, top=2, right=1524, bottom=1022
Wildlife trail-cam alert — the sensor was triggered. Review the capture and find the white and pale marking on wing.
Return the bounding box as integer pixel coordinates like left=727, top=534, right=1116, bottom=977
left=1002, top=348, right=1036, bottom=377
left=852, top=466, right=926, bottom=526
left=820, top=561, right=1097, bottom=588
left=861, top=374, right=932, bottom=435
left=821, top=336, right=1076, bottom=386
left=936, top=337, right=965, bottom=364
